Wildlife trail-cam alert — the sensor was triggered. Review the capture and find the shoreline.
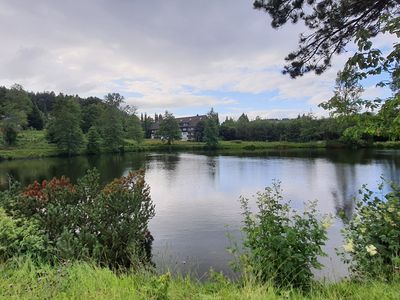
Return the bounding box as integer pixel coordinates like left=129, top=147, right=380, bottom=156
left=1, top=130, right=399, bottom=161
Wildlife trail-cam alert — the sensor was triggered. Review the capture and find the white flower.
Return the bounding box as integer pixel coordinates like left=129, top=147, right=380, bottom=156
left=366, top=244, right=377, bottom=256
left=322, top=215, right=334, bottom=230
left=388, top=206, right=395, bottom=213
left=360, top=227, right=366, bottom=234
left=343, top=240, right=354, bottom=253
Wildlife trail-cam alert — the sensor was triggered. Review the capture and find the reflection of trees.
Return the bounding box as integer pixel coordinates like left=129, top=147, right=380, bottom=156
left=157, top=153, right=180, bottom=172
left=331, top=164, right=356, bottom=221
left=0, top=156, right=89, bottom=189
left=206, top=155, right=218, bottom=179
left=0, top=152, right=150, bottom=190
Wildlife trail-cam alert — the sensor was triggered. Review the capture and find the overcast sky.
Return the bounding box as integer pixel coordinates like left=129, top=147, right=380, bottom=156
left=0, top=0, right=395, bottom=119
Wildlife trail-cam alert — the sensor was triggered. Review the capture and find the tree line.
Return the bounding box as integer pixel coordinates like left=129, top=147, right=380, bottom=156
left=0, top=85, right=143, bottom=155
left=1, top=81, right=399, bottom=154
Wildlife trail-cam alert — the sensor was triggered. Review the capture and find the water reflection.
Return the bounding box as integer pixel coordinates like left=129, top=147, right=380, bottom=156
left=331, top=163, right=356, bottom=221
left=1, top=149, right=399, bottom=280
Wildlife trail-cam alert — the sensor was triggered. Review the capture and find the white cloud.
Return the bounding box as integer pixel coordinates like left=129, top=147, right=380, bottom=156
left=0, top=0, right=394, bottom=118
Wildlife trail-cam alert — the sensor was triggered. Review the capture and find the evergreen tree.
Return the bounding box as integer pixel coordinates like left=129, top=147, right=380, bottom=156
left=253, top=0, right=399, bottom=91
left=27, top=103, right=44, bottom=130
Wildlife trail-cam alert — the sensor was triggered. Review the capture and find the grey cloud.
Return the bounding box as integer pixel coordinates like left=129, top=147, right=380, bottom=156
left=0, top=0, right=391, bottom=116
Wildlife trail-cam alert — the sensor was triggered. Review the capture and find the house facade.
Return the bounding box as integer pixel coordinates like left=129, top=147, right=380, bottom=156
left=150, top=114, right=207, bottom=141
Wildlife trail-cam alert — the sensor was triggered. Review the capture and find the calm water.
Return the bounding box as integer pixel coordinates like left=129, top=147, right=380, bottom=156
left=1, top=149, right=400, bottom=280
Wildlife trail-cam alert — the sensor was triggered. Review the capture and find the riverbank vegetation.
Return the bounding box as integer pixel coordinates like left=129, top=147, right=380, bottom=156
left=1, top=129, right=400, bottom=161
left=1, top=170, right=399, bottom=299
left=1, top=260, right=400, bottom=299
left=1, top=83, right=399, bottom=160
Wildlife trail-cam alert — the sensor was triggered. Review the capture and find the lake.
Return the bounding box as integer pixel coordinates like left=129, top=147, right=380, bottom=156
left=1, top=149, right=400, bottom=280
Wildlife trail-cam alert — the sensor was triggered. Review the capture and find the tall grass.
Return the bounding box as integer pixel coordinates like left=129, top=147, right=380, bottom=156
left=1, top=258, right=400, bottom=299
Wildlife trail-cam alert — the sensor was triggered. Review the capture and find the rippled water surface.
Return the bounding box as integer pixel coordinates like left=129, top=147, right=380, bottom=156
left=1, top=149, right=399, bottom=279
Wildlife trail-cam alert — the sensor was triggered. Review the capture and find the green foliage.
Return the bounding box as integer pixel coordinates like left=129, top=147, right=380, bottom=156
left=125, top=115, right=144, bottom=143
left=373, top=95, right=400, bottom=141
left=46, top=96, right=84, bottom=155
left=2, top=124, right=18, bottom=146
left=0, top=84, right=32, bottom=145
left=204, top=109, right=219, bottom=149
left=100, top=102, right=124, bottom=152
left=158, top=111, right=181, bottom=145
left=0, top=169, right=155, bottom=268
left=319, top=68, right=370, bottom=117
left=253, top=0, right=399, bottom=90
left=86, top=126, right=102, bottom=154
left=1, top=259, right=400, bottom=300
left=81, top=103, right=102, bottom=133
left=0, top=207, right=47, bottom=262
left=27, top=103, right=44, bottom=130
left=339, top=180, right=400, bottom=280
left=239, top=181, right=328, bottom=290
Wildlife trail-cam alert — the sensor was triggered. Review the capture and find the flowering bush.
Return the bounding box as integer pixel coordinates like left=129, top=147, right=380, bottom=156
left=0, top=169, right=155, bottom=269
left=239, top=181, right=328, bottom=290
left=339, top=181, right=400, bottom=280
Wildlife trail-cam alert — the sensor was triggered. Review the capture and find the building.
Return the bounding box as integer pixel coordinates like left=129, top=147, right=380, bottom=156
left=150, top=114, right=207, bottom=141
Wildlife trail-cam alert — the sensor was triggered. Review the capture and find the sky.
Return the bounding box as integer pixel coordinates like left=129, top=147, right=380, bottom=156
left=0, top=0, right=395, bottom=120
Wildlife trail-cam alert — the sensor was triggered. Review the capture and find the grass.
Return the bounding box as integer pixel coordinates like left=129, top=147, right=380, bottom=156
left=1, top=130, right=399, bottom=161
left=1, top=259, right=399, bottom=299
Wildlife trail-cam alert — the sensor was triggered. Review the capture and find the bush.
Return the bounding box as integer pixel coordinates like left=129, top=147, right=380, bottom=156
left=339, top=181, right=400, bottom=280
left=0, top=169, right=155, bottom=269
left=239, top=181, right=329, bottom=290
left=0, top=207, right=47, bottom=261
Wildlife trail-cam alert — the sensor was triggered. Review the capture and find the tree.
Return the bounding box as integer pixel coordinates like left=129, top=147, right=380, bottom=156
left=125, top=115, right=144, bottom=143
left=100, top=94, right=125, bottom=152
left=236, top=113, right=250, bottom=140
left=253, top=0, right=399, bottom=91
left=81, top=103, right=102, bottom=133
left=0, top=84, right=32, bottom=145
left=47, top=96, right=84, bottom=155
left=158, top=111, right=181, bottom=145
left=86, top=126, right=102, bottom=154
left=27, top=103, right=44, bottom=130
left=319, top=67, right=368, bottom=117
left=220, top=117, right=237, bottom=140
left=204, top=109, right=219, bottom=149
left=104, top=92, right=125, bottom=109
left=194, top=120, right=205, bottom=141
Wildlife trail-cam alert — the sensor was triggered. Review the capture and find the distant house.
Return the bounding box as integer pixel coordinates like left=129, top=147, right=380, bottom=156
left=150, top=114, right=207, bottom=141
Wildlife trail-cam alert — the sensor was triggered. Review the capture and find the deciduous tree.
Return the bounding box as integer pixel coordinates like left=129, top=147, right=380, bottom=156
left=158, top=111, right=181, bottom=145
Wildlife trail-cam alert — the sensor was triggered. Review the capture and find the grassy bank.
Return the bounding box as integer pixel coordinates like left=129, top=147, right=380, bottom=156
left=1, top=130, right=399, bottom=160
left=0, top=260, right=399, bottom=300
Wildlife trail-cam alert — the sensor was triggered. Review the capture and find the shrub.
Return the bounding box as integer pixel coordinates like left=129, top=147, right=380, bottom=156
left=0, top=169, right=155, bottom=269
left=239, top=181, right=329, bottom=290
left=0, top=207, right=47, bottom=261
left=339, top=181, right=400, bottom=280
